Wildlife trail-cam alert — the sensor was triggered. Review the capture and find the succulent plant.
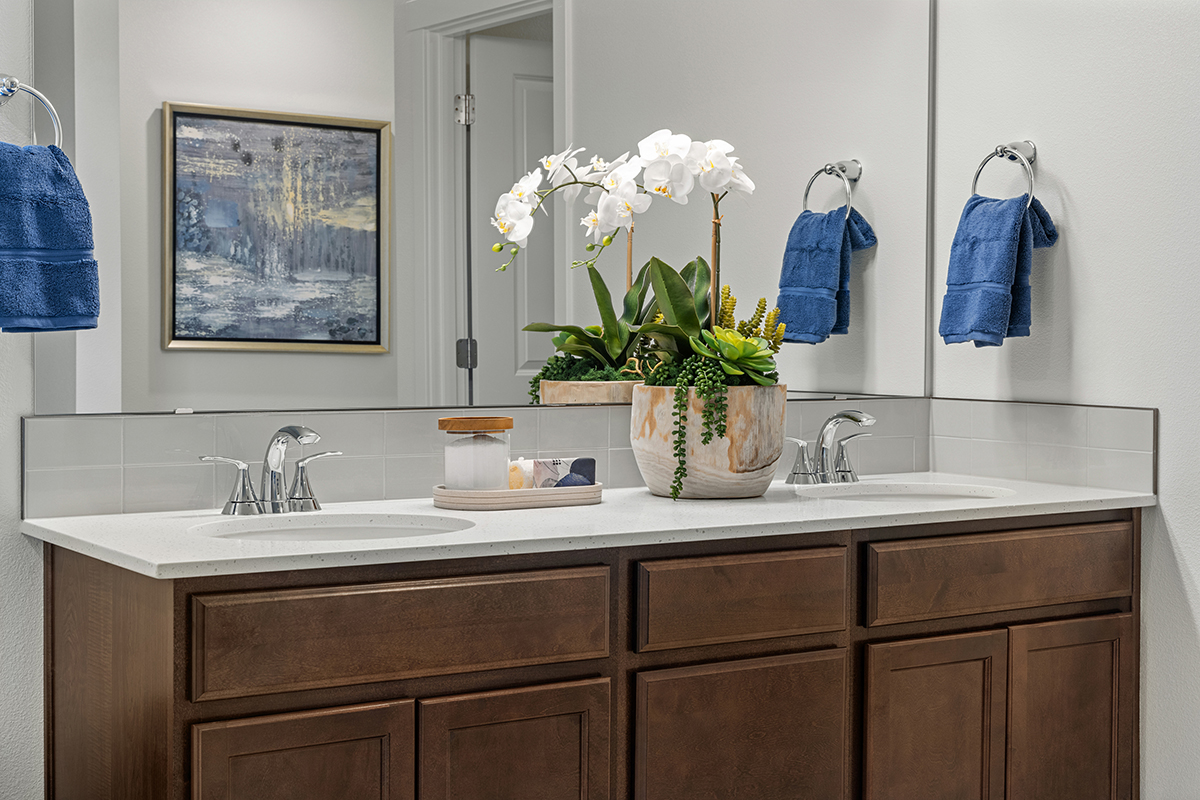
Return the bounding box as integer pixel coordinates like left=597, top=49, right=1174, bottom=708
left=688, top=327, right=779, bottom=386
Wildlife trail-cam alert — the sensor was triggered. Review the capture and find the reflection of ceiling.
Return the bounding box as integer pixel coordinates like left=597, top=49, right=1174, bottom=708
left=474, top=13, right=552, bottom=42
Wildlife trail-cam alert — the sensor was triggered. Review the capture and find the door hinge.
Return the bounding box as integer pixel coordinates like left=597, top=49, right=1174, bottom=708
left=456, top=338, right=478, bottom=369
left=454, top=94, right=475, bottom=126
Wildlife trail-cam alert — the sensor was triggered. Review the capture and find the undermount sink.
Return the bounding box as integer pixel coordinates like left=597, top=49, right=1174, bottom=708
left=793, top=481, right=1017, bottom=501
left=190, top=512, right=476, bottom=542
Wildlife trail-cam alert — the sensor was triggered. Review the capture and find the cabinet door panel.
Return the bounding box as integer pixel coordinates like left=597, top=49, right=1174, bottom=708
left=1008, top=614, right=1134, bottom=800
left=418, top=678, right=610, bottom=800
left=636, top=650, right=847, bottom=800
left=865, top=630, right=1007, bottom=800
left=192, top=699, right=414, bottom=800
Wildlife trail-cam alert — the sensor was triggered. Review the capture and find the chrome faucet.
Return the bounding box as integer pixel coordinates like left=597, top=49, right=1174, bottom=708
left=787, top=410, right=877, bottom=485
left=816, top=410, right=875, bottom=482
left=261, top=425, right=320, bottom=513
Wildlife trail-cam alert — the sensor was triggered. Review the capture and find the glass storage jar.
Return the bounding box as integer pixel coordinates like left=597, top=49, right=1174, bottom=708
left=439, top=416, right=513, bottom=490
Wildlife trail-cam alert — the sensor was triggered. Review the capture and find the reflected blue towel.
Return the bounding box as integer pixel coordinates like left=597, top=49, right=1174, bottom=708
left=0, top=143, right=99, bottom=332
left=939, top=194, right=1057, bottom=347
left=776, top=206, right=877, bottom=344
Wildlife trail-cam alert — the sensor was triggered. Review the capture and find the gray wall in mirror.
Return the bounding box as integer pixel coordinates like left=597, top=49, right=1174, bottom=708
left=31, top=0, right=931, bottom=414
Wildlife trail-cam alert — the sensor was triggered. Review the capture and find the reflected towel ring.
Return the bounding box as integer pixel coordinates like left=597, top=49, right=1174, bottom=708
left=971, top=140, right=1037, bottom=210
left=0, top=74, right=64, bottom=148
left=802, top=160, right=862, bottom=222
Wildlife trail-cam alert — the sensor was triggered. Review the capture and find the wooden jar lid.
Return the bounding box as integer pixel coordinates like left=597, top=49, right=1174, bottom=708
left=438, top=416, right=514, bottom=432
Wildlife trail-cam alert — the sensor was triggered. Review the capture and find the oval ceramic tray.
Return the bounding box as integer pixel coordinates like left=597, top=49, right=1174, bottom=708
left=433, top=482, right=603, bottom=511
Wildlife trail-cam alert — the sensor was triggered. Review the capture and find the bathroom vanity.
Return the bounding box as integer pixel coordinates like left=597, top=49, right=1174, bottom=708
left=25, top=476, right=1150, bottom=800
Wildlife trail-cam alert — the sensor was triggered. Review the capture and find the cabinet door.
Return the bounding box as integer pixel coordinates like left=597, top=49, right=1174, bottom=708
left=192, top=699, right=414, bottom=800
left=635, top=650, right=847, bottom=800
left=865, top=630, right=1007, bottom=800
left=1008, top=614, right=1135, bottom=800
left=418, top=678, right=610, bottom=800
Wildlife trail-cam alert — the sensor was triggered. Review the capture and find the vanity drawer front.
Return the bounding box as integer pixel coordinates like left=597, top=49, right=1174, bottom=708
left=867, top=522, right=1134, bottom=626
left=637, top=547, right=847, bottom=652
left=191, top=566, right=610, bottom=701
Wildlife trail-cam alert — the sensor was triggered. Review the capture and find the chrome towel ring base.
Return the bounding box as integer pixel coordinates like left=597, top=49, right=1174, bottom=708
left=971, top=140, right=1036, bottom=210
left=0, top=74, right=64, bottom=149
left=803, top=159, right=862, bottom=221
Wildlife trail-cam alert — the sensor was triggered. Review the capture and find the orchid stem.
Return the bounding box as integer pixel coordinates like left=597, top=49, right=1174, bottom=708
left=711, top=192, right=722, bottom=332
left=626, top=222, right=634, bottom=291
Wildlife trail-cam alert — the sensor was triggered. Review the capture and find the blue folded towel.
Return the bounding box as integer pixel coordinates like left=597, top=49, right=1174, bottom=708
left=776, top=206, right=877, bottom=344
left=939, top=194, right=1057, bottom=347
left=0, top=143, right=100, bottom=332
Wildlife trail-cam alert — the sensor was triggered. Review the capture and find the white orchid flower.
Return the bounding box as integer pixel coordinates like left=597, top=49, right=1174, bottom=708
left=697, top=144, right=734, bottom=194
left=539, top=146, right=584, bottom=185
left=643, top=155, right=695, bottom=205
left=597, top=179, right=651, bottom=231
left=560, top=162, right=593, bottom=206
left=492, top=193, right=534, bottom=246
left=589, top=154, right=611, bottom=174
left=727, top=157, right=755, bottom=195
left=508, top=168, right=543, bottom=206
left=585, top=154, right=641, bottom=206
left=637, top=129, right=694, bottom=161
left=580, top=210, right=614, bottom=243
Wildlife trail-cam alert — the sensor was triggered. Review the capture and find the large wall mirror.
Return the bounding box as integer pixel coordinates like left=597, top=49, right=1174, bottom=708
left=31, top=0, right=930, bottom=415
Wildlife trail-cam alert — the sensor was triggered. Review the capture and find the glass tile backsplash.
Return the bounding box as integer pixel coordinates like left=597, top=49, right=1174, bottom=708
left=21, top=398, right=1155, bottom=518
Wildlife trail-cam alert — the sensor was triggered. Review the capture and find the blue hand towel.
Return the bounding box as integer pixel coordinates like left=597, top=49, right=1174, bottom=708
left=939, top=194, right=1057, bottom=347
left=0, top=143, right=99, bottom=332
left=776, top=206, right=877, bottom=344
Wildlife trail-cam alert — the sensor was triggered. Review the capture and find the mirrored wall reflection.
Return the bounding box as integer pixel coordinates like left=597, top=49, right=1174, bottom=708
left=33, top=0, right=930, bottom=414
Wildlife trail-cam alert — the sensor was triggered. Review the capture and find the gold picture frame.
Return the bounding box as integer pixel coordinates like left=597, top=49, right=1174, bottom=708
left=161, top=102, right=391, bottom=353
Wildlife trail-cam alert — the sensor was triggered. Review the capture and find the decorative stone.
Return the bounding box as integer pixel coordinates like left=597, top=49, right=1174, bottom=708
left=630, top=383, right=787, bottom=499
left=539, top=380, right=642, bottom=406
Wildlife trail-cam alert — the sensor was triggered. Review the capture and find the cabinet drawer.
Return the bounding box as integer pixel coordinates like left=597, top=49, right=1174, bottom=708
left=637, top=547, right=847, bottom=651
left=867, top=522, right=1133, bottom=626
left=191, top=566, right=610, bottom=701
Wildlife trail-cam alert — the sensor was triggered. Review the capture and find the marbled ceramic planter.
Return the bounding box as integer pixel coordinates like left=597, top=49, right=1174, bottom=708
left=630, top=383, right=786, bottom=498
left=539, top=380, right=642, bottom=405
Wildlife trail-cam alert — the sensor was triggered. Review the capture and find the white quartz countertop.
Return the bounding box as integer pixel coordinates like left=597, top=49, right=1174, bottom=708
left=20, top=473, right=1155, bottom=580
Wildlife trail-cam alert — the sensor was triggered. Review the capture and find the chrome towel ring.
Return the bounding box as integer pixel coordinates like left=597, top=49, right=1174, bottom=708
left=0, top=74, right=63, bottom=148
left=802, top=160, right=862, bottom=222
left=971, top=140, right=1037, bottom=209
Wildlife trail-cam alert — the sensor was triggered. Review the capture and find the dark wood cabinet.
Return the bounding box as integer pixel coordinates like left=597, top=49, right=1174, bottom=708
left=46, top=508, right=1140, bottom=800
left=636, top=650, right=848, bottom=800
left=419, top=678, right=610, bottom=800
left=1008, top=614, right=1136, bottom=800
left=865, top=630, right=1007, bottom=800
left=192, top=700, right=415, bottom=800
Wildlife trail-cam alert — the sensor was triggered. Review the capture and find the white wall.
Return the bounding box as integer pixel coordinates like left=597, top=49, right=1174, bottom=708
left=932, top=1, right=1200, bottom=793
left=568, top=0, right=931, bottom=397
left=0, top=0, right=44, bottom=794
left=114, top=0, right=400, bottom=412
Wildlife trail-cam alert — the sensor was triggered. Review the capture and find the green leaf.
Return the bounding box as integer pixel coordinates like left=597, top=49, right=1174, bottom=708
left=556, top=340, right=613, bottom=365
left=689, top=338, right=717, bottom=358
left=746, top=369, right=777, bottom=386
left=647, top=258, right=702, bottom=338
left=585, top=266, right=625, bottom=360
left=621, top=261, right=654, bottom=326
left=719, top=361, right=744, bottom=375
left=681, top=256, right=712, bottom=328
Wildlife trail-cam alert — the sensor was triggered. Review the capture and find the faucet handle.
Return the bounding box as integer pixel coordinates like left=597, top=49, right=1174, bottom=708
left=288, top=451, right=343, bottom=512
left=833, top=433, right=871, bottom=483
left=201, top=456, right=263, bottom=515
left=784, top=437, right=818, bottom=485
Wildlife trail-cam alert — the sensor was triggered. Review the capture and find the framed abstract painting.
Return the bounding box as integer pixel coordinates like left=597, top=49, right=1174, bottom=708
left=161, top=102, right=390, bottom=352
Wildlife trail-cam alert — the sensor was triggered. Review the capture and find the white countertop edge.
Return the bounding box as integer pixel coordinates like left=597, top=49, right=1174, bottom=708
left=21, top=473, right=1156, bottom=580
